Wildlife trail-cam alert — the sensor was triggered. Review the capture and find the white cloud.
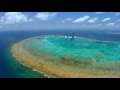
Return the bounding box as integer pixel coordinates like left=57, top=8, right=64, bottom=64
left=0, top=12, right=32, bottom=24
left=88, top=17, right=98, bottom=23
left=96, top=12, right=104, bottom=14
left=102, top=18, right=111, bottom=22
left=35, top=12, right=56, bottom=20
left=73, top=16, right=90, bottom=23
left=62, top=18, right=73, bottom=23
left=106, top=23, right=115, bottom=26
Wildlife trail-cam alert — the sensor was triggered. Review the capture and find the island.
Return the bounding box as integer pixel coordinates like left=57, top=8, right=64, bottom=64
left=11, top=35, right=120, bottom=78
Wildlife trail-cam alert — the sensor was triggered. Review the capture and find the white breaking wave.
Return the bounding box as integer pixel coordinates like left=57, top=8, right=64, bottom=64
left=64, top=36, right=77, bottom=39
left=64, top=36, right=67, bottom=38
left=74, top=36, right=77, bottom=38
left=68, top=36, right=72, bottom=39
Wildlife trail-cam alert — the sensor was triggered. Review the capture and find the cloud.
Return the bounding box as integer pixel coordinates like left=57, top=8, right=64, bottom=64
left=96, top=12, right=104, bottom=14
left=0, top=12, right=32, bottom=24
left=35, top=12, right=56, bottom=20
left=88, top=17, right=98, bottom=23
left=62, top=18, right=73, bottom=23
left=102, top=18, right=111, bottom=22
left=73, top=16, right=90, bottom=23
left=106, top=23, right=115, bottom=26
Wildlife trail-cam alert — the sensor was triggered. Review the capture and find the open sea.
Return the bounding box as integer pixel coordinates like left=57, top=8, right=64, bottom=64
left=0, top=29, right=120, bottom=78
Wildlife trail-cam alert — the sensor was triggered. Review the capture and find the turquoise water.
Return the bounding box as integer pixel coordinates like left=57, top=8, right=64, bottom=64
left=29, top=36, right=120, bottom=63
left=4, top=45, right=46, bottom=78
left=1, top=30, right=120, bottom=78
left=0, top=31, right=47, bottom=78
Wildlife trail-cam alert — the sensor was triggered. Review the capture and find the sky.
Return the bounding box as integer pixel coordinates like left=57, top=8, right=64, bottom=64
left=0, top=12, right=120, bottom=31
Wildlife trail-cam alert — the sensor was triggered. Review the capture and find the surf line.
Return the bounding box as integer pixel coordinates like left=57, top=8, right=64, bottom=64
left=12, top=54, right=55, bottom=78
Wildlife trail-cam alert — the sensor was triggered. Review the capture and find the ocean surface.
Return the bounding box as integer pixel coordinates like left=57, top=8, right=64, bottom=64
left=0, top=29, right=120, bottom=78
left=29, top=35, right=120, bottom=63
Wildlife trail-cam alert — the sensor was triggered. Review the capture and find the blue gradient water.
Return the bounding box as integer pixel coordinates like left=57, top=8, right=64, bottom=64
left=29, top=35, right=120, bottom=63
left=0, top=30, right=120, bottom=78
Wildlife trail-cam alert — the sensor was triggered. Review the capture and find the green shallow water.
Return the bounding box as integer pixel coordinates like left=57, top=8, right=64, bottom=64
left=25, top=35, right=120, bottom=63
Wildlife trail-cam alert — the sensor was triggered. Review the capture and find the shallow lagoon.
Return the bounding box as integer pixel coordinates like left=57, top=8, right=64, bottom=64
left=29, top=35, right=120, bottom=63
left=1, top=30, right=120, bottom=78
left=11, top=35, right=120, bottom=77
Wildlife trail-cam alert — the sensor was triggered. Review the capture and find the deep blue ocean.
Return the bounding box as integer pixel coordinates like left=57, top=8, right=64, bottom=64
left=0, top=29, right=120, bottom=78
